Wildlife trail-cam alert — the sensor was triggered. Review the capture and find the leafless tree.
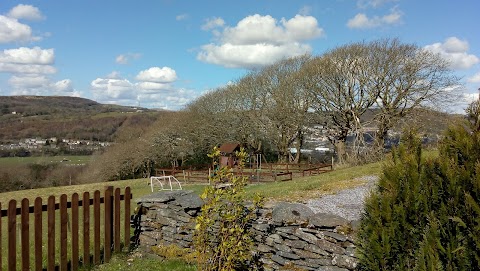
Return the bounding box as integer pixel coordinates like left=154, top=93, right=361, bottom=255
left=368, top=38, right=460, bottom=147
left=303, top=42, right=378, bottom=163
left=253, top=55, right=314, bottom=162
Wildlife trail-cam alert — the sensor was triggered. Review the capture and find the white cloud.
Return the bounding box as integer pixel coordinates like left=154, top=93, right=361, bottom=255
left=91, top=68, right=195, bottom=110
left=8, top=74, right=49, bottom=88
left=201, top=17, right=225, bottom=31
left=198, top=14, right=323, bottom=69
left=464, top=92, right=479, bottom=103
left=115, top=53, right=141, bottom=64
left=198, top=42, right=312, bottom=69
left=222, top=14, right=322, bottom=45
left=357, top=0, right=399, bottom=9
left=442, top=36, right=469, bottom=53
left=452, top=92, right=480, bottom=114
left=0, top=63, right=56, bottom=74
left=0, top=15, right=40, bottom=43
left=136, top=88, right=196, bottom=110
left=136, top=82, right=173, bottom=92
left=135, top=67, right=177, bottom=83
left=115, top=55, right=127, bottom=64
left=424, top=37, right=479, bottom=70
left=8, top=75, right=77, bottom=96
left=0, top=47, right=54, bottom=64
left=7, top=4, right=45, bottom=21
left=467, top=72, right=480, bottom=83
left=0, top=47, right=56, bottom=74
left=176, top=13, right=189, bottom=21
left=106, top=71, right=121, bottom=79
left=347, top=8, right=402, bottom=29
left=299, top=6, right=312, bottom=16
left=91, top=78, right=136, bottom=100
left=51, top=79, right=74, bottom=93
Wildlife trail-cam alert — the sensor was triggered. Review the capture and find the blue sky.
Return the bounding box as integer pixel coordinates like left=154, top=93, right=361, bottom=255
left=0, top=0, right=479, bottom=112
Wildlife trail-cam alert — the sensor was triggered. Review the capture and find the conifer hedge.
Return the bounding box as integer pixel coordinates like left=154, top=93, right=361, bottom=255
left=357, top=101, right=480, bottom=271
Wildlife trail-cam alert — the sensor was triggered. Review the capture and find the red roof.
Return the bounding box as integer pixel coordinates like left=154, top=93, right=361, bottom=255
left=219, top=143, right=240, bottom=154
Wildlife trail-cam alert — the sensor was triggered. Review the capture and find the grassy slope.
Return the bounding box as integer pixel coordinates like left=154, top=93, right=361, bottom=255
left=0, top=160, right=384, bottom=207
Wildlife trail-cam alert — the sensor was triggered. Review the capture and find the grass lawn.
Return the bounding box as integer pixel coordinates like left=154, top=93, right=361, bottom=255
left=91, top=254, right=196, bottom=271
left=245, top=160, right=383, bottom=202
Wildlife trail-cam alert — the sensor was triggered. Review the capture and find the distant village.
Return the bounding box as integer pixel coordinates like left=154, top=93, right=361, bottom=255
left=0, top=137, right=111, bottom=157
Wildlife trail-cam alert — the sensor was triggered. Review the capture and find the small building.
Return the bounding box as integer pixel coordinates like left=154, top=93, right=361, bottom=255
left=219, top=143, right=241, bottom=168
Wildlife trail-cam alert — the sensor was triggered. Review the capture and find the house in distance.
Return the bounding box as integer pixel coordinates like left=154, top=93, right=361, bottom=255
left=219, top=143, right=241, bottom=168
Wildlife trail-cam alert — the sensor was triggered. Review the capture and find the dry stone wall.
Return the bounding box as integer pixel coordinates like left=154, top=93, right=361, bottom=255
left=134, top=190, right=359, bottom=271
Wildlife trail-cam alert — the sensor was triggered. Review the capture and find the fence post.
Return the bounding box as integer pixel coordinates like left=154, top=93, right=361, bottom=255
left=8, top=200, right=17, bottom=271
left=60, top=194, right=68, bottom=271
left=83, top=192, right=90, bottom=267
left=47, top=196, right=55, bottom=271
left=104, top=186, right=113, bottom=262
left=71, top=193, right=79, bottom=271
left=93, top=191, right=100, bottom=265
left=114, top=188, right=121, bottom=252
left=34, top=198, right=42, bottom=271
left=124, top=187, right=131, bottom=251
left=21, top=198, right=30, bottom=271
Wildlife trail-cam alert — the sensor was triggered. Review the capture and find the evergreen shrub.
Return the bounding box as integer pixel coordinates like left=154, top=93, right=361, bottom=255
left=357, top=101, right=480, bottom=270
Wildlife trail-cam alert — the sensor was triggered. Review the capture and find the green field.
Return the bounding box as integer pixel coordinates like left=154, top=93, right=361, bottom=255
left=0, top=155, right=92, bottom=166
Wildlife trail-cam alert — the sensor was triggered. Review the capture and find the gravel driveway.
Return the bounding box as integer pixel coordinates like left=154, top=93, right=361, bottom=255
left=306, top=175, right=379, bottom=221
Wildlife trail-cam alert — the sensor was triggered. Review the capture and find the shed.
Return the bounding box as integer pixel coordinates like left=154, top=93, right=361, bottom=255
left=219, top=143, right=241, bottom=167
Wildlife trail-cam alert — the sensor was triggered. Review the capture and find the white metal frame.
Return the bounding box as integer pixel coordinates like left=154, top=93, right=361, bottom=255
left=150, top=175, right=182, bottom=192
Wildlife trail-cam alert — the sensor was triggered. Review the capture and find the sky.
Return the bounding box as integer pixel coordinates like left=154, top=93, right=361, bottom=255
left=0, top=0, right=479, bottom=112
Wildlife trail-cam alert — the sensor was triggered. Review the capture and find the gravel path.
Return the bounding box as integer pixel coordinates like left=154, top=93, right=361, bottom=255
left=306, top=175, right=379, bottom=221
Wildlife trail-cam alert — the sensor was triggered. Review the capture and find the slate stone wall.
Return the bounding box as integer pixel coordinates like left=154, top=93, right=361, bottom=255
left=134, top=190, right=359, bottom=271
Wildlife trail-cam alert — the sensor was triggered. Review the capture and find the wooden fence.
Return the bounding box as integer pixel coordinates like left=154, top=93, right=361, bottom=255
left=302, top=164, right=334, bottom=176
left=154, top=162, right=334, bottom=184
left=0, top=186, right=132, bottom=271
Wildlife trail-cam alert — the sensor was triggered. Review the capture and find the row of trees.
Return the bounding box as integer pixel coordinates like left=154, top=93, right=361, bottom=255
left=82, top=38, right=460, bottom=182
left=187, top=38, right=458, bottom=163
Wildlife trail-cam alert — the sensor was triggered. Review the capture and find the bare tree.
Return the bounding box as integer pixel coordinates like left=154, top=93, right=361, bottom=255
left=303, top=42, right=378, bottom=163
left=229, top=72, right=271, bottom=153
left=368, top=38, right=460, bottom=147
left=253, top=55, right=313, bottom=162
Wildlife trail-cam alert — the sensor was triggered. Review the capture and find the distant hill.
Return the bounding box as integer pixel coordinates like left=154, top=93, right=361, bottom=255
left=0, top=96, right=163, bottom=142
left=360, top=107, right=463, bottom=136
left=0, top=95, right=149, bottom=116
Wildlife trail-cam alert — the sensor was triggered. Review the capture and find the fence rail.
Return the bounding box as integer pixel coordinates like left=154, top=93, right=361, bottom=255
left=0, top=186, right=132, bottom=271
left=302, top=164, right=333, bottom=176
left=155, top=162, right=334, bottom=183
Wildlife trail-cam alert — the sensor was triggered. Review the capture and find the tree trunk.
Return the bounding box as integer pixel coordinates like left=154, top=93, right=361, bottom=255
left=292, top=132, right=304, bottom=164
left=375, top=122, right=389, bottom=153
left=334, top=140, right=346, bottom=165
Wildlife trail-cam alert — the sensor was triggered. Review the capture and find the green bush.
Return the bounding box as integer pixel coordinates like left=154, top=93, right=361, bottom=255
left=193, top=146, right=263, bottom=271
left=357, top=101, right=480, bottom=270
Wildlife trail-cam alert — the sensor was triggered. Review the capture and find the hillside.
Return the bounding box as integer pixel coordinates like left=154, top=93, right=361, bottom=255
left=0, top=96, right=163, bottom=142
left=360, top=107, right=463, bottom=136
